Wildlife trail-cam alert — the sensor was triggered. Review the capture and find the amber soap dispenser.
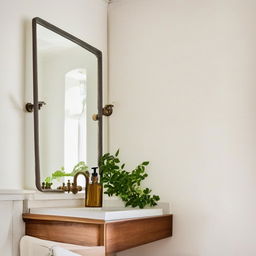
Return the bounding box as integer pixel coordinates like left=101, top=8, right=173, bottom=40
left=86, top=167, right=102, bottom=207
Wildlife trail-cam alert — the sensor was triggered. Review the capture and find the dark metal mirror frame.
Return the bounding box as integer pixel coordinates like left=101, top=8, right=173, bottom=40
left=32, top=17, right=103, bottom=192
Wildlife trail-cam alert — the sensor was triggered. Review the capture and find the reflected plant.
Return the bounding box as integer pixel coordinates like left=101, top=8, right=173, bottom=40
left=44, top=161, right=88, bottom=188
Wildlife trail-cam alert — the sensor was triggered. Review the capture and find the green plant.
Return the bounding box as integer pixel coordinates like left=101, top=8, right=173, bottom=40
left=44, top=161, right=88, bottom=185
left=99, top=150, right=160, bottom=209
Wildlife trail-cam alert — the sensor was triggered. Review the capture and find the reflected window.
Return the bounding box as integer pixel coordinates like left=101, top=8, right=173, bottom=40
left=64, top=69, right=87, bottom=173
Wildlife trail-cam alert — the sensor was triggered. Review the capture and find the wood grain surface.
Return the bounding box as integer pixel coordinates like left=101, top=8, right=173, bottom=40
left=23, top=218, right=104, bottom=246
left=23, top=213, right=173, bottom=255
left=105, top=215, right=172, bottom=253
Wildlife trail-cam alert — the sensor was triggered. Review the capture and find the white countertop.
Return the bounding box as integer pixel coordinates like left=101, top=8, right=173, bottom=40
left=29, top=207, right=164, bottom=221
left=0, top=190, right=171, bottom=215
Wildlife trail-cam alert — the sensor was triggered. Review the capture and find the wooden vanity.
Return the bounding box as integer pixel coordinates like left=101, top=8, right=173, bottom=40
left=23, top=213, right=172, bottom=255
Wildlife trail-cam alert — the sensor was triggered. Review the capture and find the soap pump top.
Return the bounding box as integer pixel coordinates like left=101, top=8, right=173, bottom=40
left=91, top=167, right=99, bottom=184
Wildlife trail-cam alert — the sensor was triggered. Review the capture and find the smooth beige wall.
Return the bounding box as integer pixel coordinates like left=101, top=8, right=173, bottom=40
left=0, top=0, right=108, bottom=189
left=109, top=0, right=256, bottom=255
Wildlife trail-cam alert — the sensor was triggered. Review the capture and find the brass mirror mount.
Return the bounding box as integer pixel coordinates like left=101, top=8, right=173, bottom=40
left=25, top=101, right=46, bottom=112
left=92, top=104, right=114, bottom=121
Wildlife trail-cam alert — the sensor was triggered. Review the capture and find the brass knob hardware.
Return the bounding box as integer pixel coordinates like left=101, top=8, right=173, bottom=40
left=25, top=101, right=46, bottom=112
left=92, top=104, right=114, bottom=121
left=103, top=104, right=114, bottom=116
left=92, top=114, right=98, bottom=121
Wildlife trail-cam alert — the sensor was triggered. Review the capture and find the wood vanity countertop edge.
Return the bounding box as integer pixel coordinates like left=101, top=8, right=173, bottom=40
left=22, top=213, right=105, bottom=224
left=22, top=213, right=172, bottom=224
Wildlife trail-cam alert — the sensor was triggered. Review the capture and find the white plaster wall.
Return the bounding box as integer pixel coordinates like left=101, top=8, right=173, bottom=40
left=108, top=0, right=256, bottom=255
left=0, top=0, right=108, bottom=189
left=0, top=200, right=24, bottom=256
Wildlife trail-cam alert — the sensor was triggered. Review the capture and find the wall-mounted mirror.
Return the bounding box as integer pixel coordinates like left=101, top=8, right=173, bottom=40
left=30, top=17, right=102, bottom=191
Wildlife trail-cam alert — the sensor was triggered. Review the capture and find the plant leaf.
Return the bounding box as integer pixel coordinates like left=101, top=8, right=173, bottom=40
left=115, top=149, right=120, bottom=157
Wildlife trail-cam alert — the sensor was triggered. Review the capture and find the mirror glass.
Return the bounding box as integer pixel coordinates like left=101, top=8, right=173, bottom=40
left=33, top=18, right=102, bottom=191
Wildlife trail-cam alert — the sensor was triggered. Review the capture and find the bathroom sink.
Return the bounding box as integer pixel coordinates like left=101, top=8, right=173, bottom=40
left=29, top=206, right=163, bottom=221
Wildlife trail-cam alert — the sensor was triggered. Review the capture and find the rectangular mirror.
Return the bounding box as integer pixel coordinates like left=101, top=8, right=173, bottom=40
left=31, top=17, right=103, bottom=191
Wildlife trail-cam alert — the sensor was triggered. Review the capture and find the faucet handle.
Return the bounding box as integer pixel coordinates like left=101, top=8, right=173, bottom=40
left=67, top=180, right=71, bottom=193
left=57, top=182, right=66, bottom=191
left=71, top=184, right=82, bottom=194
left=58, top=182, right=72, bottom=192
left=58, top=181, right=83, bottom=194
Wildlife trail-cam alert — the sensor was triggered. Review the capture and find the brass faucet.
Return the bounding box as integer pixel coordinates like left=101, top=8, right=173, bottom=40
left=72, top=171, right=90, bottom=194
left=58, top=170, right=102, bottom=207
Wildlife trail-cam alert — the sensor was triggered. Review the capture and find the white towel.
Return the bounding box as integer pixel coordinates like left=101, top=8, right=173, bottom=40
left=52, top=246, right=81, bottom=256
left=20, top=236, right=52, bottom=256
left=20, top=236, right=105, bottom=256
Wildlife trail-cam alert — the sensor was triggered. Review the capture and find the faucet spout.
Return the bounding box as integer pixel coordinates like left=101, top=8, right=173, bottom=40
left=72, top=171, right=90, bottom=195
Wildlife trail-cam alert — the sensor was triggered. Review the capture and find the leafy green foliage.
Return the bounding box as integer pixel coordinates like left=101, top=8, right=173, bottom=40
left=99, top=150, right=160, bottom=209
left=71, top=161, right=89, bottom=175
left=44, top=162, right=88, bottom=184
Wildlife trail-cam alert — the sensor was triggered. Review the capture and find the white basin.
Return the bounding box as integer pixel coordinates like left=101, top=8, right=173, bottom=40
left=29, top=207, right=163, bottom=221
